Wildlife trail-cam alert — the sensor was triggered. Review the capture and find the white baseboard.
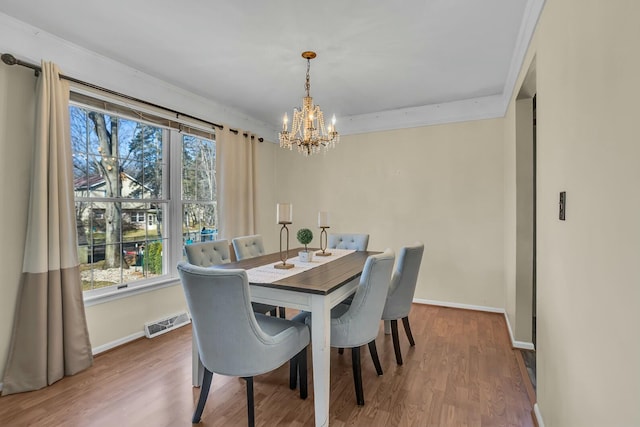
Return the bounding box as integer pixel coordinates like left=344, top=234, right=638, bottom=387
left=503, top=311, right=536, bottom=350
left=92, top=331, right=145, bottom=355
left=413, top=298, right=505, bottom=313
left=534, top=403, right=545, bottom=427
left=413, top=298, right=535, bottom=350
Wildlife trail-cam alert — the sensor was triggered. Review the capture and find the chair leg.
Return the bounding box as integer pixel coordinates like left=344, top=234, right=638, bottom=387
left=391, top=319, right=403, bottom=365
left=402, top=316, right=416, bottom=346
left=289, top=353, right=298, bottom=390
left=192, top=368, right=213, bottom=423
left=338, top=348, right=344, bottom=355
left=279, top=306, right=286, bottom=318
left=245, top=376, right=255, bottom=427
left=351, top=346, right=365, bottom=406
left=367, top=340, right=383, bottom=376
left=299, top=347, right=308, bottom=399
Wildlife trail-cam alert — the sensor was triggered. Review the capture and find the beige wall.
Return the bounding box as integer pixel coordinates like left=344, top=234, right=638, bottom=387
left=503, top=1, right=640, bottom=425
left=85, top=286, right=188, bottom=348
left=515, top=96, right=536, bottom=344
left=275, top=120, right=506, bottom=309
left=536, top=1, right=640, bottom=425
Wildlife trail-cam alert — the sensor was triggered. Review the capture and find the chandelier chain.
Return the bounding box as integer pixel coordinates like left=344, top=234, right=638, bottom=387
left=305, top=58, right=311, bottom=97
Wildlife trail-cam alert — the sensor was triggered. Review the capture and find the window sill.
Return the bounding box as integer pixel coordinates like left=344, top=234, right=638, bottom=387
left=83, top=276, right=181, bottom=307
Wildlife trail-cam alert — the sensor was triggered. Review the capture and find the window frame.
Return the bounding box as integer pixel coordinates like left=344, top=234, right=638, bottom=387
left=70, top=93, right=217, bottom=306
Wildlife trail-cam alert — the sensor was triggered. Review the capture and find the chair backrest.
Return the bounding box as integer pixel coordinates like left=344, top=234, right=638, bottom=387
left=184, top=239, right=232, bottom=267
left=382, top=243, right=424, bottom=320
left=232, top=234, right=266, bottom=260
left=331, top=249, right=395, bottom=347
left=178, top=262, right=283, bottom=376
left=328, top=233, right=369, bottom=251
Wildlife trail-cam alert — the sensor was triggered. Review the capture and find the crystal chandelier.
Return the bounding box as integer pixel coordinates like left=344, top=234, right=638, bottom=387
left=279, top=51, right=339, bottom=156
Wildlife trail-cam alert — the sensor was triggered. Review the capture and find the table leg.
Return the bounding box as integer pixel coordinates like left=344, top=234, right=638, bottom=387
left=310, top=295, right=331, bottom=427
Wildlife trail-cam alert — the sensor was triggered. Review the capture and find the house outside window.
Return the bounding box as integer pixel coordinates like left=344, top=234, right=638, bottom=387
left=71, top=99, right=217, bottom=298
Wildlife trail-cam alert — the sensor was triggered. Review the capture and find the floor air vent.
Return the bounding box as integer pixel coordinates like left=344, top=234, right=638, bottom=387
left=144, top=312, right=191, bottom=338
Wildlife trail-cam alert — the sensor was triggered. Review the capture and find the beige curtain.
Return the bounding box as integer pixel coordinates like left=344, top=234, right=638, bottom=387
left=215, top=128, right=256, bottom=240
left=2, top=62, right=93, bottom=395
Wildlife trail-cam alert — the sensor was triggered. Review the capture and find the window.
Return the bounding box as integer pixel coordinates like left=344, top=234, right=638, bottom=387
left=71, top=101, right=217, bottom=297
left=131, top=211, right=146, bottom=223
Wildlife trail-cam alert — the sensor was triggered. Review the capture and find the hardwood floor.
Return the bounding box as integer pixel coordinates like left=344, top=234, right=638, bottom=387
left=0, top=305, right=534, bottom=426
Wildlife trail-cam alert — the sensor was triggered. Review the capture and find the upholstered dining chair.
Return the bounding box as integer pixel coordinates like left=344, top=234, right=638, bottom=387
left=232, top=234, right=266, bottom=260
left=185, top=239, right=232, bottom=267
left=231, top=234, right=285, bottom=318
left=177, top=262, right=310, bottom=426
left=328, top=233, right=370, bottom=308
left=381, top=242, right=425, bottom=365
left=292, top=249, right=394, bottom=406
left=184, top=240, right=277, bottom=317
left=328, top=233, right=370, bottom=251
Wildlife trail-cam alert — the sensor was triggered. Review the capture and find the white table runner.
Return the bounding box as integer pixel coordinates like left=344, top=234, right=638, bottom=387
left=246, top=248, right=356, bottom=284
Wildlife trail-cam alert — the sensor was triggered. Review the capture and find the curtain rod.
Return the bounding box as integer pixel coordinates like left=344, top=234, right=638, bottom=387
left=1, top=53, right=263, bottom=142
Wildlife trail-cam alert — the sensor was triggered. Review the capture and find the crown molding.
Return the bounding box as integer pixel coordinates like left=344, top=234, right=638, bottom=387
left=500, top=0, right=546, bottom=113
left=339, top=94, right=505, bottom=135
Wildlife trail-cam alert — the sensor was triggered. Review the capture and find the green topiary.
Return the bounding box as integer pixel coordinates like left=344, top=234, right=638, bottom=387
left=296, top=228, right=313, bottom=252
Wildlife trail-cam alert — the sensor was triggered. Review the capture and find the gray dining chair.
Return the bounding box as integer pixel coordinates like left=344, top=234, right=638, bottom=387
left=184, top=239, right=277, bottom=317
left=328, top=233, right=370, bottom=251
left=382, top=242, right=424, bottom=365
left=292, top=249, right=394, bottom=405
left=231, top=234, right=285, bottom=318
left=184, top=239, right=232, bottom=267
left=177, top=262, right=310, bottom=426
left=328, top=233, right=370, bottom=308
left=232, top=234, right=267, bottom=260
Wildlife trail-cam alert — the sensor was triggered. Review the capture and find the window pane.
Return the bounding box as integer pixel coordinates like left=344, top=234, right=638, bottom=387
left=182, top=134, right=216, bottom=248
left=182, top=168, right=196, bottom=200
left=182, top=135, right=215, bottom=202
left=71, top=104, right=168, bottom=293
left=196, top=168, right=214, bottom=200
left=183, top=203, right=216, bottom=245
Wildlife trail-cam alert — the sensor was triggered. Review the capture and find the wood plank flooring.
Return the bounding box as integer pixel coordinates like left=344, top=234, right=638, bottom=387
left=0, top=305, right=534, bottom=426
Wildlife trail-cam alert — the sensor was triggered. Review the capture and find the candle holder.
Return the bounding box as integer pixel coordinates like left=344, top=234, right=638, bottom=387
left=275, top=222, right=294, bottom=269
left=316, top=226, right=332, bottom=256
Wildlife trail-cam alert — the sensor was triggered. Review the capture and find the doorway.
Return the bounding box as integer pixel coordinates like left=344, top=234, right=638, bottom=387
left=515, top=60, right=537, bottom=391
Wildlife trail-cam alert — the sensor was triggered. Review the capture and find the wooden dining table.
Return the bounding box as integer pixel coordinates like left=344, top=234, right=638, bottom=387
left=190, top=248, right=379, bottom=427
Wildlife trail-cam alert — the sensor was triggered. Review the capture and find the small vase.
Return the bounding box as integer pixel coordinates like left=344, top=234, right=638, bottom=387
left=299, top=250, right=314, bottom=262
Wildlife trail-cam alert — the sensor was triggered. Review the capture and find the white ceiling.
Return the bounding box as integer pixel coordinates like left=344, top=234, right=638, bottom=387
left=0, top=0, right=540, bottom=135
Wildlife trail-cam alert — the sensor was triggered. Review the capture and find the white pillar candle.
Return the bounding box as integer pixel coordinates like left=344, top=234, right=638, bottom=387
left=277, top=203, right=293, bottom=224
left=318, top=211, right=330, bottom=227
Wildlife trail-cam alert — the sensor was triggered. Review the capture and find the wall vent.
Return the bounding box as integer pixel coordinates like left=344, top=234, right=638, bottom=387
left=144, top=312, right=191, bottom=338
